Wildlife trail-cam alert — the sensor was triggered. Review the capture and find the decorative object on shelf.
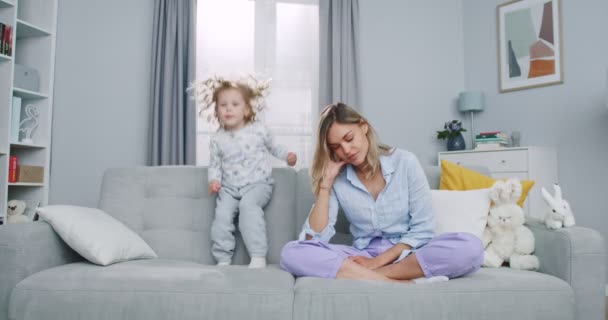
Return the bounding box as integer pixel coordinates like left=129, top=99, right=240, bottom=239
left=458, top=91, right=485, bottom=148
left=437, top=120, right=466, bottom=151
left=510, top=130, right=521, bottom=147
left=10, top=96, right=22, bottom=142
left=14, top=63, right=40, bottom=92
left=497, top=0, right=563, bottom=92
left=22, top=200, right=40, bottom=221
left=541, top=183, right=575, bottom=229
left=16, top=165, right=44, bottom=183
left=7, top=199, right=28, bottom=223
left=18, top=104, right=40, bottom=144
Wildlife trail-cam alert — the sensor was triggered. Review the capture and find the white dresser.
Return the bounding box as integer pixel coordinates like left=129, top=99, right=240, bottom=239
left=438, top=147, right=558, bottom=221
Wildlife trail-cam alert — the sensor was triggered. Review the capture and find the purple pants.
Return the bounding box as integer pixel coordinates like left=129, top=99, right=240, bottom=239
left=280, top=232, right=483, bottom=279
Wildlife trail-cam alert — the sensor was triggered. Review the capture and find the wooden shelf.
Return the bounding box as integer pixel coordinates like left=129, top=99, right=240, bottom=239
left=8, top=182, right=44, bottom=187
left=10, top=142, right=46, bottom=149
left=16, top=19, right=51, bottom=39
left=13, top=87, right=48, bottom=99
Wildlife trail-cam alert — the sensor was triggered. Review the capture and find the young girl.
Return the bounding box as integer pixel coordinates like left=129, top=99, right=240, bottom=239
left=199, top=77, right=297, bottom=268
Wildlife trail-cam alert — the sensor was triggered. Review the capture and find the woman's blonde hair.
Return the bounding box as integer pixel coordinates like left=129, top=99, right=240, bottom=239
left=212, top=81, right=257, bottom=124
left=310, top=102, right=392, bottom=195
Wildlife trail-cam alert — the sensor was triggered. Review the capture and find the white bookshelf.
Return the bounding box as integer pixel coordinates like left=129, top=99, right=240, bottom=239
left=0, top=0, right=56, bottom=225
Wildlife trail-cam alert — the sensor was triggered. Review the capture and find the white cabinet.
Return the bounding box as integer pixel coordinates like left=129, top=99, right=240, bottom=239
left=438, top=147, right=558, bottom=221
left=0, top=0, right=57, bottom=225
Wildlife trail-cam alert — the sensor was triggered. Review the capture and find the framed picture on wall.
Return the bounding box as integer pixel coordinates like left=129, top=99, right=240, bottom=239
left=497, top=0, right=563, bottom=93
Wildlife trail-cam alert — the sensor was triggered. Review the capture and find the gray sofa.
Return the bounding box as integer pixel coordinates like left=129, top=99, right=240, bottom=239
left=0, top=166, right=605, bottom=320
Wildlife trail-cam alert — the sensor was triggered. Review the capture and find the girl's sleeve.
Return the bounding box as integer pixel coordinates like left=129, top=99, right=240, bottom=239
left=298, top=188, right=339, bottom=243
left=398, top=155, right=434, bottom=249
left=262, top=125, right=289, bottom=161
left=208, top=138, right=222, bottom=183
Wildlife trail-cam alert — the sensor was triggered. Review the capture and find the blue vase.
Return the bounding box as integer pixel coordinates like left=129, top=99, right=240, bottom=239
left=447, top=134, right=466, bottom=151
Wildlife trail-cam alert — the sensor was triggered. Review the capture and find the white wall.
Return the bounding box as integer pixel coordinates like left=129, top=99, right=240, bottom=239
left=462, top=0, right=608, bottom=276
left=50, top=0, right=154, bottom=206
left=359, top=0, right=465, bottom=165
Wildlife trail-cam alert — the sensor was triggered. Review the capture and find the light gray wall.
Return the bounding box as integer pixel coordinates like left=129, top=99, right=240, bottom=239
left=359, top=0, right=465, bottom=166
left=462, top=0, right=608, bottom=276
left=50, top=0, right=154, bottom=206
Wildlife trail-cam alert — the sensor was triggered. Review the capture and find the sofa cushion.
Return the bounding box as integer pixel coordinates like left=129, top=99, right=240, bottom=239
left=36, top=205, right=157, bottom=265
left=439, top=160, right=534, bottom=207
left=98, top=166, right=297, bottom=265
left=292, top=268, right=574, bottom=320
left=9, top=259, right=294, bottom=320
left=431, top=188, right=491, bottom=240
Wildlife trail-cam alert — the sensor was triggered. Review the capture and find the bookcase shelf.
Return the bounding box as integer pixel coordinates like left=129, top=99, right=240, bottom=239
left=0, top=0, right=56, bottom=225
left=10, top=142, right=45, bottom=149
left=9, top=182, right=43, bottom=187
left=16, top=19, right=49, bottom=38
left=13, top=87, right=48, bottom=99
left=0, top=0, right=13, bottom=8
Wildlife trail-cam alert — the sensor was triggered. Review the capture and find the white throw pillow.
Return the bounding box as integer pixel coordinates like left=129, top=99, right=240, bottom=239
left=37, top=205, right=157, bottom=266
left=431, top=189, right=491, bottom=240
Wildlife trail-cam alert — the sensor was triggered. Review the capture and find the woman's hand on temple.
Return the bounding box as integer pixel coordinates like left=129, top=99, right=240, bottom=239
left=320, top=158, right=346, bottom=189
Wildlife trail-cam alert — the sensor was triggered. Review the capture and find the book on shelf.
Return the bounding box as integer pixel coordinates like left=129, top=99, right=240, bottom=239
left=475, top=142, right=508, bottom=150
left=0, top=23, right=11, bottom=56
left=11, top=96, right=21, bottom=142
left=476, top=132, right=509, bottom=140
left=6, top=24, right=11, bottom=56
left=475, top=137, right=508, bottom=142
left=8, top=156, right=17, bottom=183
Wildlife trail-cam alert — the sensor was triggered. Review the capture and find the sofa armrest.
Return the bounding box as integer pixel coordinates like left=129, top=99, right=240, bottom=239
left=527, top=220, right=606, bottom=320
left=0, top=221, right=82, bottom=320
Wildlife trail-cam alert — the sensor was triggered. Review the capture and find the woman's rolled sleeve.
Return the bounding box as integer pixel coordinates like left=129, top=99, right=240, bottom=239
left=298, top=187, right=340, bottom=243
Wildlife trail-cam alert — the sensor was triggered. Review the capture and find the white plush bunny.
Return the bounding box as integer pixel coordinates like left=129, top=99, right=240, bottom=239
left=541, top=184, right=575, bottom=229
left=482, top=179, right=539, bottom=270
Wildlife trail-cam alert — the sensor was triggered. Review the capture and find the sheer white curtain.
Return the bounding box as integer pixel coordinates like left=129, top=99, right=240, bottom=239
left=196, top=0, right=319, bottom=168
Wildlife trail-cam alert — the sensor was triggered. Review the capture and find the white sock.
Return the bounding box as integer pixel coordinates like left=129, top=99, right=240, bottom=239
left=248, top=256, right=267, bottom=268
left=217, top=260, right=231, bottom=266
left=412, top=275, right=449, bottom=284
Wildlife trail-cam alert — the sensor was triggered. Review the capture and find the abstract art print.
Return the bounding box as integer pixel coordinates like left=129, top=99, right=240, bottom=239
left=497, top=0, right=563, bottom=92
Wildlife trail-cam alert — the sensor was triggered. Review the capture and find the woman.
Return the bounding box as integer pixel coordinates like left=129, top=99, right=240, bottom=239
left=280, top=103, right=483, bottom=283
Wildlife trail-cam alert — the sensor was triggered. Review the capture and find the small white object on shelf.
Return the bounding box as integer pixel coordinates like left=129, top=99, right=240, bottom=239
left=18, top=104, right=40, bottom=144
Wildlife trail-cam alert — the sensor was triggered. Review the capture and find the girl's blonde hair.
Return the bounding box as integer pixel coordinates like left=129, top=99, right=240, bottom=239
left=212, top=81, right=257, bottom=124
left=311, top=102, right=392, bottom=195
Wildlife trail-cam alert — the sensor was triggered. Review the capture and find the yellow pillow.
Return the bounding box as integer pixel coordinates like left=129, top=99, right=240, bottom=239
left=439, top=160, right=534, bottom=207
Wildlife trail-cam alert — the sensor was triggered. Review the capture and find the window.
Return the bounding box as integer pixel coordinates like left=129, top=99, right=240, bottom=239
left=196, top=0, right=319, bottom=168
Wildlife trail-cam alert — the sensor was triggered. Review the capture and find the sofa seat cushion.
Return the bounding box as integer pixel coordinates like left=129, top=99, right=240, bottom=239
left=293, top=268, right=574, bottom=320
left=10, top=259, right=294, bottom=320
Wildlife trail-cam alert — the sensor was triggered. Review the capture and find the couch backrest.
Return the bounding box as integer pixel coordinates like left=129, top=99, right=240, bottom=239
left=98, top=166, right=296, bottom=265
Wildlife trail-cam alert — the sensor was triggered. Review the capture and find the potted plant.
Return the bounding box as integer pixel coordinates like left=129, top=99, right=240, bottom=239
left=437, top=120, right=467, bottom=151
